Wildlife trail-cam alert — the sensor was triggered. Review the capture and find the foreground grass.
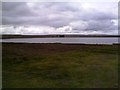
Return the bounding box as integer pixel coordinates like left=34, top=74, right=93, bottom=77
left=2, top=43, right=119, bottom=88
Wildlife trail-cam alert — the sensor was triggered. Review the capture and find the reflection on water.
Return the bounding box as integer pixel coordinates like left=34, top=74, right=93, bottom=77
left=1, top=37, right=119, bottom=44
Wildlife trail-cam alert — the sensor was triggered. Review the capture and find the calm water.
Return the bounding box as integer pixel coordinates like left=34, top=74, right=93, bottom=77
left=1, top=37, right=119, bottom=44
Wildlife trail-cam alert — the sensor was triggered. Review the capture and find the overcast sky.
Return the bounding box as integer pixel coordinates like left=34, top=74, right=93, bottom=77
left=1, top=0, right=118, bottom=35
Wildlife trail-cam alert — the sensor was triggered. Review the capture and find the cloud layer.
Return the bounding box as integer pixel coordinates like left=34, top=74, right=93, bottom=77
left=1, top=2, right=118, bottom=35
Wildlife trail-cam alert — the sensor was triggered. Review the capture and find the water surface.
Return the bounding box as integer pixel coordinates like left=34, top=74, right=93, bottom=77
left=1, top=37, right=119, bottom=44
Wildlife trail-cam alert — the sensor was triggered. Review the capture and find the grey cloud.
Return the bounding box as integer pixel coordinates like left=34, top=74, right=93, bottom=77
left=50, top=2, right=79, bottom=12
left=2, top=2, right=23, bottom=11
left=2, top=2, right=118, bottom=35
left=74, top=9, right=117, bottom=21
left=2, top=2, right=34, bottom=17
left=85, top=20, right=117, bottom=31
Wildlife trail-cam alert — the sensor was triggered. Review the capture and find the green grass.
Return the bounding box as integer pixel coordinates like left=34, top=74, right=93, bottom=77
left=2, top=43, right=119, bottom=88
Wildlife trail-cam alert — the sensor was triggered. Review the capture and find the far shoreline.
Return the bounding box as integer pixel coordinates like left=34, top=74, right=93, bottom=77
left=1, top=34, right=120, bottom=39
left=2, top=42, right=120, bottom=46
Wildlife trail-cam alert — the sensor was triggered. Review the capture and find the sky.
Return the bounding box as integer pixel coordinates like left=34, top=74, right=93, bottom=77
left=1, top=0, right=119, bottom=35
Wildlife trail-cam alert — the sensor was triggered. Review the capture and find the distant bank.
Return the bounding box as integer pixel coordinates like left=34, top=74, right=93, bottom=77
left=1, top=34, right=120, bottom=39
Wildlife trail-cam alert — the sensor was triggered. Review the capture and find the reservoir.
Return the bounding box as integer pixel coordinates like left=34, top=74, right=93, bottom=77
left=1, top=37, right=119, bottom=44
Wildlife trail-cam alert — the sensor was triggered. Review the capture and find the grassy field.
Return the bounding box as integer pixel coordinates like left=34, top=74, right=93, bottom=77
left=2, top=43, right=119, bottom=88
